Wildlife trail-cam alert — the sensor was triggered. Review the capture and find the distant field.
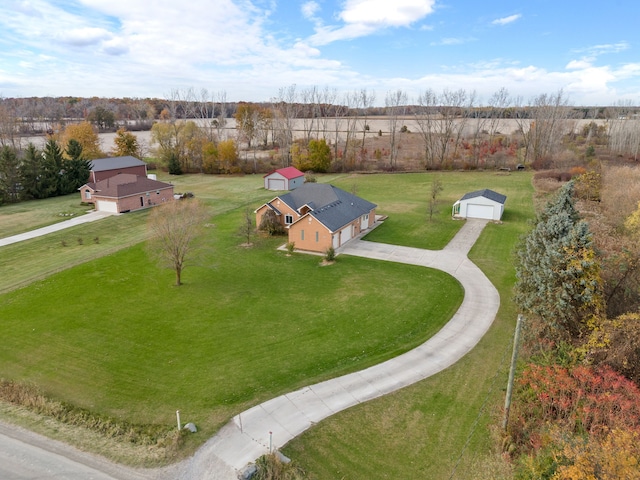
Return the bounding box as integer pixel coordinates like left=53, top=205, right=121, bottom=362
left=0, top=170, right=534, bottom=474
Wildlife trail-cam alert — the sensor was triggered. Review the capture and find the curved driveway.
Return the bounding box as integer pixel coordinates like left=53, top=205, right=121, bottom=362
left=176, top=218, right=499, bottom=479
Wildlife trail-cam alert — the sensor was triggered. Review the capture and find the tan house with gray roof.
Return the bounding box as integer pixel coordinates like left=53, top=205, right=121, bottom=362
left=255, top=183, right=377, bottom=253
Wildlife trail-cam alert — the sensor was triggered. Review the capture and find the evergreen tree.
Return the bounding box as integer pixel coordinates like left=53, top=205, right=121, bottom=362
left=167, top=151, right=182, bottom=175
left=0, top=145, right=21, bottom=204
left=514, top=181, right=603, bottom=343
left=62, top=139, right=91, bottom=194
left=41, top=138, right=64, bottom=197
left=19, top=143, right=47, bottom=199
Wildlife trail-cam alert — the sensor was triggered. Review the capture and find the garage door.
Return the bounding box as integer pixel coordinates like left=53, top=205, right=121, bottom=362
left=96, top=200, right=118, bottom=213
left=340, top=225, right=353, bottom=245
left=268, top=178, right=286, bottom=190
left=466, top=204, right=494, bottom=220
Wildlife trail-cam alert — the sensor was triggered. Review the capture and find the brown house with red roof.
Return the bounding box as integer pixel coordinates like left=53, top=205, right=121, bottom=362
left=79, top=174, right=174, bottom=213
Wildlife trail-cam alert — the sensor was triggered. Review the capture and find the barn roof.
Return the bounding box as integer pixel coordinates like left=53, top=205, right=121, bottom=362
left=90, top=156, right=146, bottom=172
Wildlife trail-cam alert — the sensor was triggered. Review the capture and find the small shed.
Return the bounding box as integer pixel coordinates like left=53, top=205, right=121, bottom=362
left=452, top=189, right=506, bottom=221
left=263, top=167, right=305, bottom=191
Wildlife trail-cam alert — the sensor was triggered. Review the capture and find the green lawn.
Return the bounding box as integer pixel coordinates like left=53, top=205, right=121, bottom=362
left=0, top=170, right=534, bottom=476
left=0, top=194, right=93, bottom=239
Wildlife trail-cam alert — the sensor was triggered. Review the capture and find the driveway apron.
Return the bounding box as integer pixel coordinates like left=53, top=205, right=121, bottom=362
left=175, top=218, right=500, bottom=480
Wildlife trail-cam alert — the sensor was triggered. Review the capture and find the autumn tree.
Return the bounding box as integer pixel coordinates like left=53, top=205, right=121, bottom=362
left=112, top=127, right=141, bottom=158
left=217, top=139, right=239, bottom=173
left=147, top=199, right=209, bottom=286
left=87, top=105, right=115, bottom=130
left=234, top=102, right=260, bottom=149
left=292, top=139, right=331, bottom=172
left=151, top=120, right=205, bottom=173
left=60, top=122, right=103, bottom=159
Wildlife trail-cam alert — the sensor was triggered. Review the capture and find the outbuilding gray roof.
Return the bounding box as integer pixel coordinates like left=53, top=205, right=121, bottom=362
left=459, top=189, right=506, bottom=204
left=90, top=156, right=146, bottom=172
left=278, top=183, right=377, bottom=232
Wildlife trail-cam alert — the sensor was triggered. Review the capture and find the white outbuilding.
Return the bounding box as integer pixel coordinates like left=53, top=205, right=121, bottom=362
left=263, top=167, right=305, bottom=191
left=452, top=189, right=506, bottom=221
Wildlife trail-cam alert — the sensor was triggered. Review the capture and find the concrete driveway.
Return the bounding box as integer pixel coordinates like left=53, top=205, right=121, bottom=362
left=0, top=210, right=115, bottom=247
left=176, top=219, right=499, bottom=479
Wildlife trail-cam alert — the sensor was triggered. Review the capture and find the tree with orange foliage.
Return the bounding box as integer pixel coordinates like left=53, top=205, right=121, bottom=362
left=59, top=122, right=103, bottom=159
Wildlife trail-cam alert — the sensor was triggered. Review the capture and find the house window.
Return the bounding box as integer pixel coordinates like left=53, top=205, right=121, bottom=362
left=285, top=214, right=293, bottom=225
left=301, top=230, right=305, bottom=241
left=85, top=189, right=91, bottom=199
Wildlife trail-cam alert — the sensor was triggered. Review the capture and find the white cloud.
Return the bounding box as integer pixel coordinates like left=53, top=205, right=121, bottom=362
left=301, top=1, right=320, bottom=20
left=566, top=59, right=593, bottom=70
left=339, top=0, right=435, bottom=27
left=575, top=41, right=629, bottom=57
left=57, top=27, right=111, bottom=46
left=492, top=14, right=521, bottom=26
left=310, top=0, right=436, bottom=45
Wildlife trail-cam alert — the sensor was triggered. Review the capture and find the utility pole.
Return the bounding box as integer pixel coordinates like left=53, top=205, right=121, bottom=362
left=503, top=314, right=523, bottom=431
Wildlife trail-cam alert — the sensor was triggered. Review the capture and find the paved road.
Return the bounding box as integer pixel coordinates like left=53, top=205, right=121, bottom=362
left=1, top=218, right=498, bottom=480
left=175, top=218, right=499, bottom=479
left=0, top=211, right=115, bottom=247
left=0, top=421, right=154, bottom=480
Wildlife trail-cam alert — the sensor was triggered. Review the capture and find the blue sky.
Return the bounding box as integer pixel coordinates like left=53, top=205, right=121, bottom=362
left=1, top=0, right=639, bottom=105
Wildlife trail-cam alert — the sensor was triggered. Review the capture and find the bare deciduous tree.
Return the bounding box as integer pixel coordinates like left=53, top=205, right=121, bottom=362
left=428, top=176, right=444, bottom=221
left=385, top=89, right=408, bottom=169
left=414, top=88, right=469, bottom=168
left=147, top=199, right=210, bottom=286
left=271, top=84, right=299, bottom=167
left=513, top=89, right=571, bottom=165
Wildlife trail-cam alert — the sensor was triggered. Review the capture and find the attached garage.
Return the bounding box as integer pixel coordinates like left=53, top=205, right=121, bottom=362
left=452, top=189, right=506, bottom=221
left=96, top=200, right=118, bottom=213
left=340, top=225, right=353, bottom=245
